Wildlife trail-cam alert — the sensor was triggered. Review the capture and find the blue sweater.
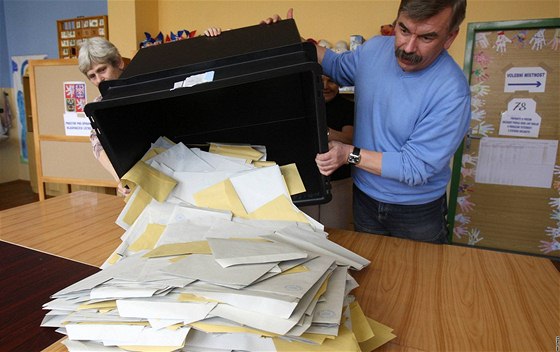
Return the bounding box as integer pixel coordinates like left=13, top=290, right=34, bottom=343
left=322, top=36, right=471, bottom=205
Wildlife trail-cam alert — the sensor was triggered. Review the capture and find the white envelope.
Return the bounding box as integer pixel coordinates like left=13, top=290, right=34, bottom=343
left=179, top=283, right=299, bottom=319
left=312, top=265, right=348, bottom=325
left=185, top=328, right=275, bottom=352
left=210, top=303, right=297, bottom=335
left=192, top=148, right=254, bottom=172
left=149, top=159, right=175, bottom=177
left=150, top=136, right=176, bottom=150
left=167, top=202, right=232, bottom=225
left=161, top=254, right=277, bottom=288
left=117, top=198, right=177, bottom=247
left=63, top=340, right=122, bottom=352
left=267, top=225, right=371, bottom=270
left=98, top=325, right=191, bottom=347
left=90, top=285, right=160, bottom=300
left=171, top=170, right=237, bottom=204
left=65, top=324, right=145, bottom=343
left=155, top=221, right=212, bottom=246
left=229, top=165, right=290, bottom=213
left=244, top=255, right=336, bottom=299
left=148, top=142, right=214, bottom=172
left=117, top=299, right=216, bottom=323
left=207, top=218, right=276, bottom=238
left=209, top=263, right=333, bottom=336
left=207, top=237, right=307, bottom=267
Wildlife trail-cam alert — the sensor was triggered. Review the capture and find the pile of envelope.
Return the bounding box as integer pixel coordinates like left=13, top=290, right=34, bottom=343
left=42, top=137, right=396, bottom=351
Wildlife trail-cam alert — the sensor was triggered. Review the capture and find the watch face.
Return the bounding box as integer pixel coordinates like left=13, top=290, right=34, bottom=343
left=348, top=154, right=361, bottom=165
left=348, top=147, right=361, bottom=165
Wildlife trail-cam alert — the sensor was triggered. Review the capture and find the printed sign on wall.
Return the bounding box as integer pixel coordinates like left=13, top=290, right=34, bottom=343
left=499, top=98, right=541, bottom=137
left=504, top=66, right=547, bottom=93
left=63, top=81, right=91, bottom=136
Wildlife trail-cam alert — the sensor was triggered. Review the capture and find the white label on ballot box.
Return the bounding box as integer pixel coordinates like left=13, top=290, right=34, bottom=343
left=171, top=71, right=215, bottom=90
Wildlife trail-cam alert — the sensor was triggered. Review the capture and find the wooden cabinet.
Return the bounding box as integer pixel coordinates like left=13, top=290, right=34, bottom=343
left=57, top=15, right=108, bottom=59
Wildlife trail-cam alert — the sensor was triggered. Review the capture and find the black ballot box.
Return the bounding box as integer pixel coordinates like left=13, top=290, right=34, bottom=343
left=85, top=19, right=331, bottom=206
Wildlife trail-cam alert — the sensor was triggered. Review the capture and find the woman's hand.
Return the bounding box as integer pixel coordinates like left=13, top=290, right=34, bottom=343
left=260, top=8, right=293, bottom=24
left=204, top=27, right=222, bottom=37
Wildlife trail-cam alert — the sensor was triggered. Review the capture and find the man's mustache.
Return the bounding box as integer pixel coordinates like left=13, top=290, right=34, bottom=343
left=395, top=48, right=423, bottom=65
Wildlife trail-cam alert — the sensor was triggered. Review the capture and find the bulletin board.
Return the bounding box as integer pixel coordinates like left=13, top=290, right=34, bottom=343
left=28, top=59, right=117, bottom=201
left=448, top=18, right=560, bottom=258
left=57, top=15, right=109, bottom=59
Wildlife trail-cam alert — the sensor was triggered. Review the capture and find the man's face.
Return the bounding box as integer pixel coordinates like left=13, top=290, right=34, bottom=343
left=393, top=6, right=459, bottom=72
left=86, top=60, right=123, bottom=87
left=322, top=75, right=339, bottom=103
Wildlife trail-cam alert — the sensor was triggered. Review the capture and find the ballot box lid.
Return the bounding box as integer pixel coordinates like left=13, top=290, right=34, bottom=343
left=86, top=19, right=331, bottom=206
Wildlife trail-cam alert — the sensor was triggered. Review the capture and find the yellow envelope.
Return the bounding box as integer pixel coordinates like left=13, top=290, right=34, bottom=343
left=253, top=160, right=277, bottom=167
left=141, top=147, right=167, bottom=161
left=313, top=275, right=331, bottom=300
left=280, top=163, right=306, bottom=196
left=128, top=223, right=166, bottom=252
left=209, top=143, right=264, bottom=161
left=296, top=333, right=329, bottom=345
left=274, top=325, right=360, bottom=352
left=193, top=179, right=248, bottom=217
left=77, top=300, right=117, bottom=311
left=105, top=252, right=122, bottom=265
left=245, top=195, right=309, bottom=223
left=122, top=161, right=177, bottom=202
left=350, top=301, right=375, bottom=343
left=280, top=265, right=309, bottom=275
left=359, top=318, right=397, bottom=352
left=122, top=187, right=153, bottom=227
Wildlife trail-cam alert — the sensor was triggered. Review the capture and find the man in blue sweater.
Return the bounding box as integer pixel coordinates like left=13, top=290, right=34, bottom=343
left=264, top=0, right=470, bottom=243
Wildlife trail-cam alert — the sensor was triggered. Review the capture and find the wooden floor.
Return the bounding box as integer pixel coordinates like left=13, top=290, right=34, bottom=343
left=0, top=180, right=39, bottom=211
left=1, top=179, right=559, bottom=271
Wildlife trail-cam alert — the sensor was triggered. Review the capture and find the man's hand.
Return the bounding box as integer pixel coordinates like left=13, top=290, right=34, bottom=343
left=260, top=8, right=293, bottom=24
left=315, top=140, right=352, bottom=176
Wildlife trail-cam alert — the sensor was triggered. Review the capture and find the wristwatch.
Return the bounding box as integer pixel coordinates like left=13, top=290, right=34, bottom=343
left=347, top=146, right=361, bottom=165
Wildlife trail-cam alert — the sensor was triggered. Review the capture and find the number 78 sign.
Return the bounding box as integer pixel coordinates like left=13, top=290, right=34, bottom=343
left=499, top=98, right=541, bottom=138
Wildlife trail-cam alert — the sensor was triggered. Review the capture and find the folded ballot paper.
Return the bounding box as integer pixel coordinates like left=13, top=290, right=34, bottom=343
left=41, top=137, right=396, bottom=352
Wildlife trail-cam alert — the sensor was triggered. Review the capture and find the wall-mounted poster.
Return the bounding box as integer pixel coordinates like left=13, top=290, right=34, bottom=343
left=11, top=55, right=47, bottom=163
left=63, top=81, right=91, bottom=136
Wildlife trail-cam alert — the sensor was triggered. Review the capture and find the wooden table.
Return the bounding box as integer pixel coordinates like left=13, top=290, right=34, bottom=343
left=1, top=191, right=558, bottom=351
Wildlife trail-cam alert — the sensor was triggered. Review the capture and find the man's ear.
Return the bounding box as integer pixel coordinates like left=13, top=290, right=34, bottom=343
left=444, top=29, right=459, bottom=50
left=117, top=57, right=125, bottom=70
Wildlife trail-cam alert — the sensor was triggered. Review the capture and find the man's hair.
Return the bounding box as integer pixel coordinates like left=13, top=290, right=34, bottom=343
left=78, top=37, right=122, bottom=75
left=397, top=0, right=467, bottom=32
